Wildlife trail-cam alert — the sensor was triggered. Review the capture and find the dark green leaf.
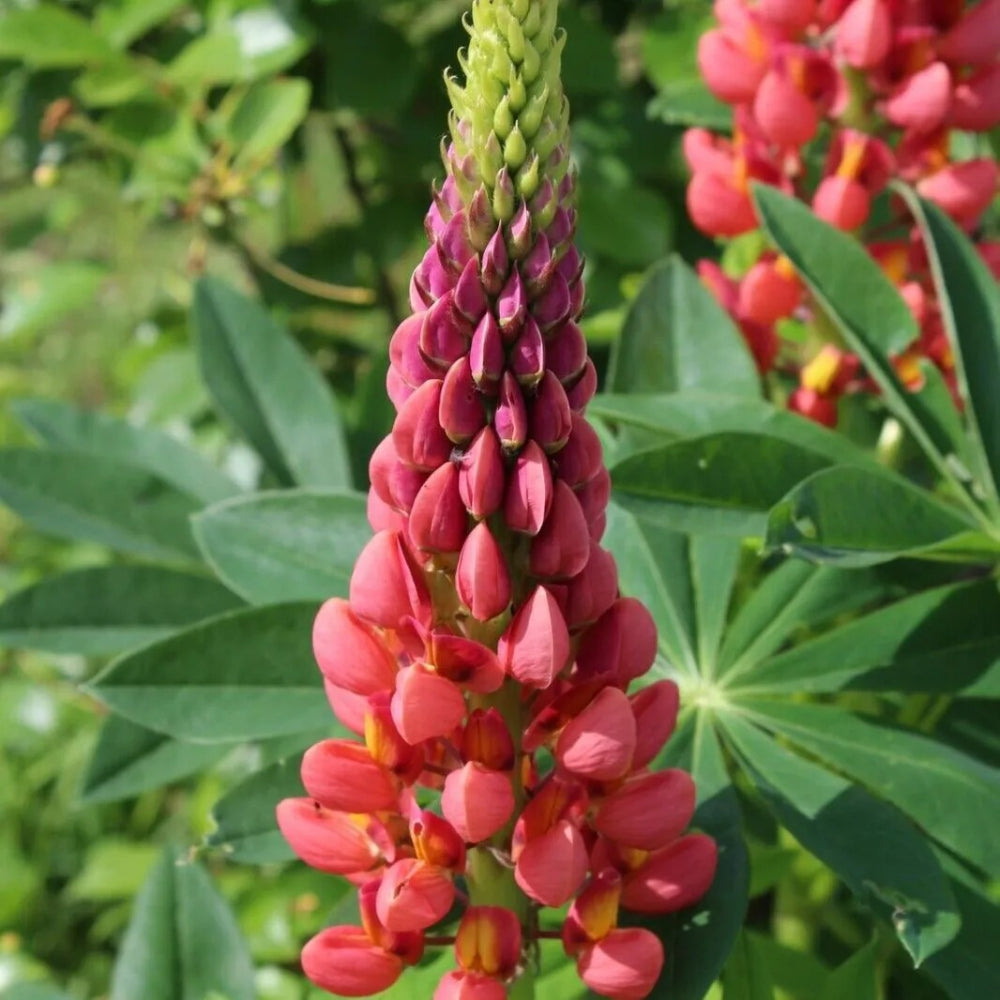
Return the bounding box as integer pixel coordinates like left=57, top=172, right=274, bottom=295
left=653, top=714, right=750, bottom=1000
left=192, top=490, right=370, bottom=604
left=12, top=397, right=238, bottom=505
left=193, top=278, right=351, bottom=489
left=767, top=465, right=987, bottom=566
left=0, top=6, right=114, bottom=67
left=592, top=391, right=874, bottom=468
left=321, top=5, right=418, bottom=116
left=81, top=715, right=233, bottom=805
left=717, top=561, right=886, bottom=682
left=0, top=566, right=241, bottom=655
left=754, top=185, right=974, bottom=496
left=819, top=942, right=879, bottom=1000
left=209, top=753, right=307, bottom=863
left=736, top=579, right=1000, bottom=698
left=0, top=449, right=202, bottom=562
left=612, top=432, right=835, bottom=537
left=901, top=188, right=1000, bottom=508
left=721, top=715, right=960, bottom=965
left=924, top=879, right=1000, bottom=1000
left=109, top=849, right=255, bottom=1000
left=743, top=702, right=1000, bottom=878
left=607, top=257, right=758, bottom=397
left=722, top=931, right=776, bottom=1000
left=88, top=603, right=329, bottom=742
left=647, top=81, right=733, bottom=130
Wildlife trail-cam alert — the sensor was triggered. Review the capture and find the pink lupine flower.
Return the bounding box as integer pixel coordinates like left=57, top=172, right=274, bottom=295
left=936, top=0, right=1000, bottom=66
left=621, top=834, right=720, bottom=914
left=301, top=926, right=408, bottom=997
left=835, top=0, right=892, bottom=68
left=276, top=800, right=384, bottom=876
left=376, top=858, right=457, bottom=932
left=917, top=159, right=1000, bottom=226
left=576, top=928, right=665, bottom=1000
left=279, top=4, right=715, bottom=997
left=442, top=763, right=515, bottom=843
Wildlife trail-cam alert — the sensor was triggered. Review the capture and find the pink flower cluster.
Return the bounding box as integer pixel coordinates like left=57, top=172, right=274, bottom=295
left=276, top=148, right=716, bottom=998
left=684, top=0, right=999, bottom=424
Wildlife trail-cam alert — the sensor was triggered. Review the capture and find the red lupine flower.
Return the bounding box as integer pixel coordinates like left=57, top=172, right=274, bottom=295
left=278, top=4, right=715, bottom=996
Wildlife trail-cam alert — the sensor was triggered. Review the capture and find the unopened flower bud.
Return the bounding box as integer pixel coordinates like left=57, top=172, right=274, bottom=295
left=457, top=521, right=512, bottom=621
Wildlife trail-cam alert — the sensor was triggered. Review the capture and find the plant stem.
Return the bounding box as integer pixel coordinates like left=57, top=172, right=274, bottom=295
left=466, top=679, right=535, bottom=1000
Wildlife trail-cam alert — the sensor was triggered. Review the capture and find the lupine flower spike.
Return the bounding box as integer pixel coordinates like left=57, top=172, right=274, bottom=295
left=685, top=0, right=1000, bottom=426
left=277, top=2, right=716, bottom=997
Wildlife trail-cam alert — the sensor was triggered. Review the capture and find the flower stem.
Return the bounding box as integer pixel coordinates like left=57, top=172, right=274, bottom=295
left=466, top=678, right=536, bottom=1000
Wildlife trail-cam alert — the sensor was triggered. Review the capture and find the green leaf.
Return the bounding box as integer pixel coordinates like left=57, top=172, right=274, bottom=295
left=4, top=986, right=73, bottom=1000
left=736, top=578, right=1000, bottom=698
left=0, top=449, right=202, bottom=562
left=722, top=931, right=776, bottom=1000
left=192, top=490, right=370, bottom=604
left=717, top=561, right=886, bottom=682
left=81, top=715, right=233, bottom=805
left=193, top=278, right=352, bottom=489
left=88, top=603, right=329, bottom=742
left=924, top=879, right=1000, bottom=1000
left=607, top=257, right=759, bottom=397
left=0, top=566, right=241, bottom=655
left=109, top=849, right=255, bottom=1000
left=96, top=0, right=187, bottom=48
left=605, top=503, right=743, bottom=680
left=0, top=262, right=106, bottom=339
left=67, top=839, right=160, bottom=901
left=767, top=465, right=987, bottom=566
left=721, top=714, right=960, bottom=965
left=753, top=185, right=972, bottom=498
left=165, top=8, right=309, bottom=87
left=819, top=942, right=879, bottom=1000
left=743, top=702, right=1000, bottom=878
left=612, top=432, right=835, bottom=537
left=229, top=79, right=311, bottom=168
left=654, top=714, right=750, bottom=1000
left=647, top=81, right=733, bottom=130
left=592, top=391, right=874, bottom=468
left=320, top=5, right=418, bottom=116
left=208, top=753, right=307, bottom=863
left=13, top=397, right=238, bottom=506
left=0, top=6, right=114, bottom=67
left=901, top=188, right=1000, bottom=508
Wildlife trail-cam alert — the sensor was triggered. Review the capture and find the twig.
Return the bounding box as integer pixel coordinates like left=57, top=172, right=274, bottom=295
left=240, top=237, right=377, bottom=305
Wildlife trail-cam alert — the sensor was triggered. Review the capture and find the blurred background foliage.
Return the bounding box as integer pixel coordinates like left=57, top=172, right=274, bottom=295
left=0, top=1, right=718, bottom=997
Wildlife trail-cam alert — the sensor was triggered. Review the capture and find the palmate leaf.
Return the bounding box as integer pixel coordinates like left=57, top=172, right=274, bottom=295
left=740, top=701, right=1000, bottom=879
left=607, top=255, right=759, bottom=398
left=766, top=465, right=994, bottom=567
left=12, top=396, right=238, bottom=506
left=193, top=489, right=370, bottom=604
left=611, top=431, right=838, bottom=538
left=208, top=752, right=308, bottom=864
left=734, top=578, right=1000, bottom=698
left=720, top=714, right=960, bottom=965
left=0, top=448, right=203, bottom=563
left=897, top=186, right=1000, bottom=511
left=193, top=277, right=352, bottom=489
left=653, top=714, right=750, bottom=1000
left=87, top=603, right=329, bottom=742
left=0, top=566, right=241, bottom=655
left=81, top=715, right=233, bottom=805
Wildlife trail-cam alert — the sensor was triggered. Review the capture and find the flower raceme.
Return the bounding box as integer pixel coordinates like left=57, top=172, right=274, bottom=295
left=686, top=0, right=1000, bottom=425
left=276, top=2, right=716, bottom=997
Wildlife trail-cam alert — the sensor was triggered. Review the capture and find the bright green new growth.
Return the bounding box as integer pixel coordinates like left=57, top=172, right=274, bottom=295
left=446, top=0, right=572, bottom=223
